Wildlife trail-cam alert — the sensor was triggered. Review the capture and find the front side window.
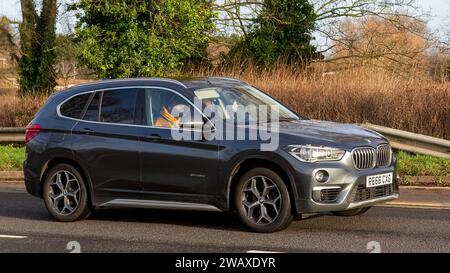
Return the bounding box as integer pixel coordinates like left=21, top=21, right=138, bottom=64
left=60, top=93, right=91, bottom=119
left=145, top=88, right=197, bottom=129
left=193, top=84, right=300, bottom=124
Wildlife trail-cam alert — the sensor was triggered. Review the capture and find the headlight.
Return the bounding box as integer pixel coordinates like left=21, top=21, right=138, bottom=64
left=285, top=145, right=346, bottom=162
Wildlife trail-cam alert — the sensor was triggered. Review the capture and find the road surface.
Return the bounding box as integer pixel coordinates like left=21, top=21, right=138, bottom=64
left=0, top=184, right=449, bottom=253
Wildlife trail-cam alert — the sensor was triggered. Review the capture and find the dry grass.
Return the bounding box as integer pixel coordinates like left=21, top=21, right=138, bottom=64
left=0, top=92, right=48, bottom=127
left=0, top=65, right=449, bottom=139
left=189, top=63, right=450, bottom=139
left=0, top=78, right=92, bottom=127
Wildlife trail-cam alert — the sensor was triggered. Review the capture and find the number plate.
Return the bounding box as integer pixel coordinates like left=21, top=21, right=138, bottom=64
left=366, top=173, right=393, bottom=188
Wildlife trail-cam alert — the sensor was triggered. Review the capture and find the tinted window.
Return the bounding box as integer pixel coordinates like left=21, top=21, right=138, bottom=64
left=100, top=89, right=138, bottom=124
left=83, top=92, right=100, bottom=122
left=60, top=93, right=91, bottom=119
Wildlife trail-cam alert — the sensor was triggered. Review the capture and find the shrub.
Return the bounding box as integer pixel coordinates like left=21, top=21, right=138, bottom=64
left=71, top=0, right=216, bottom=78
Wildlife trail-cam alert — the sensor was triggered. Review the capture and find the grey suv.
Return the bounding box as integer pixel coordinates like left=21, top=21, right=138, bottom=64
left=24, top=77, right=399, bottom=233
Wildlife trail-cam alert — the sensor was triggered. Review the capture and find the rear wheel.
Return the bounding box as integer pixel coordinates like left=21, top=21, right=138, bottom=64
left=332, top=206, right=371, bottom=217
left=43, top=163, right=91, bottom=222
left=235, top=168, right=293, bottom=233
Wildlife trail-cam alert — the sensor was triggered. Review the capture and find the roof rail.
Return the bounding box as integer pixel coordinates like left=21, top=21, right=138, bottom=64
left=63, top=77, right=187, bottom=89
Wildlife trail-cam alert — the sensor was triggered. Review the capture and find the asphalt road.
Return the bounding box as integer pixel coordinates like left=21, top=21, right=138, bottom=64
left=0, top=184, right=449, bottom=253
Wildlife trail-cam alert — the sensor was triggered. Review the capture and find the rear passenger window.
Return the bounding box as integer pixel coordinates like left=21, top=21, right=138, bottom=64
left=83, top=92, right=101, bottom=122
left=100, top=89, right=138, bottom=124
left=60, top=93, right=91, bottom=119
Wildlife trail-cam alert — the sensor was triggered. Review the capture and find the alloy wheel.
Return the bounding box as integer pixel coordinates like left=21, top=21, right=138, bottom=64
left=47, top=170, right=81, bottom=215
left=241, top=175, right=282, bottom=225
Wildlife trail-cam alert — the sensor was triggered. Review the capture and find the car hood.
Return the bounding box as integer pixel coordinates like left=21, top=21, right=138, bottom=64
left=276, top=119, right=388, bottom=149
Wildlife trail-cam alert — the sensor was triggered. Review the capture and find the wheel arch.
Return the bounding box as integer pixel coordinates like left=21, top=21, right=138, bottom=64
left=225, top=155, right=299, bottom=215
left=40, top=156, right=95, bottom=206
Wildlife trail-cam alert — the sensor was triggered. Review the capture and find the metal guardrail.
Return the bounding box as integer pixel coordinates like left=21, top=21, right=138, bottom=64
left=0, top=124, right=449, bottom=158
left=361, top=123, right=450, bottom=158
left=0, top=127, right=25, bottom=144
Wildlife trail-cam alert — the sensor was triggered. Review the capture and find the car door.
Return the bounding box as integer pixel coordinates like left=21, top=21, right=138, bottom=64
left=71, top=88, right=145, bottom=202
left=139, top=87, right=219, bottom=203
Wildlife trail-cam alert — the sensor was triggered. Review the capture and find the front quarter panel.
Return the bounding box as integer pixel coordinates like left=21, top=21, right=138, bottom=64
left=217, top=138, right=301, bottom=211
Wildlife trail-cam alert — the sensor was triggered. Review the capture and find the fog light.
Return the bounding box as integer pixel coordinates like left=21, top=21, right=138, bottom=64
left=315, top=170, right=329, bottom=183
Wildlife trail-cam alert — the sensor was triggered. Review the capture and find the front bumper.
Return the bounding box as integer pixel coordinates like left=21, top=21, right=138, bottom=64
left=288, top=152, right=400, bottom=214
left=297, top=182, right=399, bottom=213
left=346, top=194, right=398, bottom=210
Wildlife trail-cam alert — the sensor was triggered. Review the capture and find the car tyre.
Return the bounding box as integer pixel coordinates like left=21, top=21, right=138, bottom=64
left=43, top=163, right=91, bottom=222
left=235, top=168, right=293, bottom=233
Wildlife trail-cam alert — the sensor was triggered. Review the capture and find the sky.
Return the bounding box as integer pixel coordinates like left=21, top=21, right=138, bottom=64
left=0, top=0, right=449, bottom=35
left=416, top=0, right=450, bottom=32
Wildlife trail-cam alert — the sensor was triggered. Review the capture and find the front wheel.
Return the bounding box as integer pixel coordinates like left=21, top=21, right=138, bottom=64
left=332, top=206, right=371, bottom=217
left=43, top=163, right=92, bottom=222
left=235, top=168, right=293, bottom=233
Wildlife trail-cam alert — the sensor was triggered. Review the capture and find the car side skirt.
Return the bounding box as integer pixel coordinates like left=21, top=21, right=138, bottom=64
left=99, top=199, right=223, bottom=212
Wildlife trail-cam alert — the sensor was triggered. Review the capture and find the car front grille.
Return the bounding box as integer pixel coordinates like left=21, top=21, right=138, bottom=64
left=352, top=144, right=392, bottom=170
left=350, top=184, right=394, bottom=202
left=352, top=147, right=376, bottom=169
left=320, top=188, right=341, bottom=203
left=376, top=144, right=392, bottom=167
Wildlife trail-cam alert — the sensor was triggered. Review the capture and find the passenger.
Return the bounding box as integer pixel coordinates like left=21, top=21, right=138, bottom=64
left=154, top=104, right=190, bottom=128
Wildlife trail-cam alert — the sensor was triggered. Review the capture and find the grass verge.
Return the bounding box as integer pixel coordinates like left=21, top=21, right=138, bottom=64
left=397, top=151, right=450, bottom=186
left=397, top=151, right=450, bottom=177
left=0, top=145, right=25, bottom=171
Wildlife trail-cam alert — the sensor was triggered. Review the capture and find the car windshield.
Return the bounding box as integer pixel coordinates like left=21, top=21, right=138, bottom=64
left=193, top=84, right=300, bottom=124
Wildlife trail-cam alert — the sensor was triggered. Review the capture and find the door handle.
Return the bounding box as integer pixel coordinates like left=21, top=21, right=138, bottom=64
left=143, top=134, right=161, bottom=141
left=80, top=128, right=94, bottom=135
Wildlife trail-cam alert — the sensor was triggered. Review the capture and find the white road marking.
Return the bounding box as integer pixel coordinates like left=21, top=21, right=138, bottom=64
left=0, top=234, right=28, bottom=239
left=246, top=250, right=283, bottom=253
left=377, top=203, right=450, bottom=210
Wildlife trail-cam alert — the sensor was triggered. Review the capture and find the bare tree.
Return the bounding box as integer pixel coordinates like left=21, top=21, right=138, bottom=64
left=312, top=0, right=428, bottom=53
left=213, top=0, right=262, bottom=37
left=0, top=17, right=18, bottom=63
left=328, top=16, right=430, bottom=76
left=213, top=0, right=427, bottom=54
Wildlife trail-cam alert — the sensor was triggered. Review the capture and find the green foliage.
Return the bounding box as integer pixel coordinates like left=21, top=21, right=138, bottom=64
left=0, top=145, right=25, bottom=171
left=72, top=0, right=216, bottom=78
left=18, top=0, right=57, bottom=95
left=228, top=0, right=320, bottom=66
